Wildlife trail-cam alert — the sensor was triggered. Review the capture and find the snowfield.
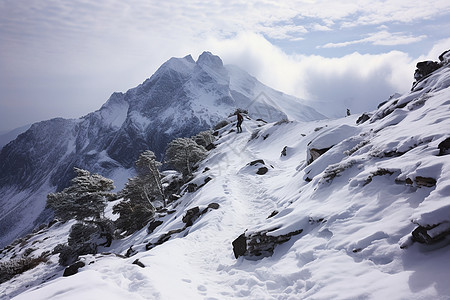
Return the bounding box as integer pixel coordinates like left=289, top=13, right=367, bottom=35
left=2, top=61, right=450, bottom=299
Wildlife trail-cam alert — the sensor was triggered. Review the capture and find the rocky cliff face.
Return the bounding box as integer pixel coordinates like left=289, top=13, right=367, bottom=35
left=0, top=51, right=325, bottom=248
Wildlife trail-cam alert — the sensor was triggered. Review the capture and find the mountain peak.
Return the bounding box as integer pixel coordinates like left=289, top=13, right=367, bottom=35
left=196, top=51, right=223, bottom=69
left=183, top=54, right=195, bottom=64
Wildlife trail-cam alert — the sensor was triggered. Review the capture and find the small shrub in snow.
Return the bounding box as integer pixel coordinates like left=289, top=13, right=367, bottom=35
left=0, top=255, right=48, bottom=284
left=54, top=220, right=114, bottom=266
left=194, top=130, right=216, bottom=148
left=213, top=120, right=229, bottom=130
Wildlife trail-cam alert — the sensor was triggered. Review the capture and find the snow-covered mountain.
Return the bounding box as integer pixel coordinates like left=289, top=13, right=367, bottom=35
left=0, top=124, right=31, bottom=150
left=1, top=51, right=449, bottom=299
left=0, top=51, right=325, bottom=249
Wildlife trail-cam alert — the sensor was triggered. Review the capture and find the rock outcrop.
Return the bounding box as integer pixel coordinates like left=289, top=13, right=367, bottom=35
left=232, top=228, right=303, bottom=259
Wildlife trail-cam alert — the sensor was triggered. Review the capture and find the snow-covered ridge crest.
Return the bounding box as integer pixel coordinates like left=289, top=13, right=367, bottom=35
left=0, top=51, right=324, bottom=249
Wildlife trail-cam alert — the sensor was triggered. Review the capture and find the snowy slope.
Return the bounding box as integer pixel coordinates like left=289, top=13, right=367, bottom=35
left=0, top=51, right=324, bottom=249
left=2, top=57, right=450, bottom=299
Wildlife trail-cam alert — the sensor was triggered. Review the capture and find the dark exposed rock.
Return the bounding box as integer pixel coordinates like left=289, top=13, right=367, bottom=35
left=203, top=167, right=210, bottom=173
left=356, top=113, right=371, bottom=125
left=414, top=61, right=441, bottom=83
left=412, top=223, right=450, bottom=245
left=281, top=146, right=287, bottom=157
left=125, top=246, right=136, bottom=257
left=267, top=210, right=279, bottom=219
left=415, top=176, right=436, bottom=188
left=182, top=203, right=220, bottom=226
left=47, top=219, right=59, bottom=228
left=207, top=203, right=220, bottom=210
left=132, top=259, right=145, bottom=268
left=439, top=50, right=450, bottom=62
left=307, top=147, right=332, bottom=165
left=438, top=137, right=450, bottom=156
left=168, top=194, right=181, bottom=203
left=205, top=143, right=216, bottom=151
left=146, top=202, right=220, bottom=250
left=147, top=220, right=163, bottom=234
left=377, top=101, right=388, bottom=109
left=232, top=228, right=303, bottom=260
left=182, top=207, right=200, bottom=226
left=63, top=261, right=85, bottom=277
left=249, top=159, right=265, bottom=166
left=187, top=183, right=198, bottom=193
left=256, top=167, right=269, bottom=175
left=363, top=168, right=394, bottom=186
left=232, top=233, right=247, bottom=259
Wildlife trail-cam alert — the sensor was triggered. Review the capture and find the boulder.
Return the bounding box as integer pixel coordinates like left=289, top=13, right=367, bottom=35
left=232, top=233, right=247, bottom=259
left=256, top=167, right=269, bottom=175
left=412, top=222, right=450, bottom=244
left=414, top=61, right=441, bottom=82
left=182, top=207, right=201, bottom=226
left=207, top=203, right=220, bottom=210
left=205, top=143, right=216, bottom=151
left=63, top=261, right=85, bottom=277
left=249, top=159, right=265, bottom=166
left=132, top=259, right=145, bottom=268
left=438, top=137, right=450, bottom=156
left=308, top=147, right=332, bottom=165
left=232, top=228, right=303, bottom=260
left=356, top=113, right=371, bottom=125
left=439, top=49, right=450, bottom=63
left=414, top=176, right=436, bottom=188
left=186, top=183, right=198, bottom=193
left=146, top=203, right=220, bottom=251
left=148, top=220, right=163, bottom=234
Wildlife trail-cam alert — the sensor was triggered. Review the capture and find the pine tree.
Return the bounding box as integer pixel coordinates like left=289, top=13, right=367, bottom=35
left=46, top=168, right=115, bottom=222
left=136, top=150, right=165, bottom=205
left=46, top=168, right=116, bottom=265
left=165, top=137, right=207, bottom=177
left=113, top=150, right=165, bottom=233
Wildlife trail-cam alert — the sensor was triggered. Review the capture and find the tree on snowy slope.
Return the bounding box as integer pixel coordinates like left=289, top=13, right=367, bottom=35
left=136, top=150, right=165, bottom=205
left=113, top=150, right=164, bottom=233
left=165, top=137, right=207, bottom=177
left=46, top=168, right=116, bottom=221
left=46, top=168, right=117, bottom=265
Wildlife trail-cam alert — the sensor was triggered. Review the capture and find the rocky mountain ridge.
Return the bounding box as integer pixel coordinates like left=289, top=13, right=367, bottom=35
left=0, top=51, right=325, bottom=248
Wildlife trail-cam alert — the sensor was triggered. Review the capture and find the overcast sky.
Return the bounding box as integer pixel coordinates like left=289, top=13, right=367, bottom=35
left=1, top=0, right=449, bottom=131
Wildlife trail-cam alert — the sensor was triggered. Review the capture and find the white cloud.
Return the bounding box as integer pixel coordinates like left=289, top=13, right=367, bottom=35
left=320, top=31, right=427, bottom=48
left=207, top=33, right=416, bottom=117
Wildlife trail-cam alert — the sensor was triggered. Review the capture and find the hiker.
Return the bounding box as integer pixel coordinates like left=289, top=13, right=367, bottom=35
left=236, top=111, right=243, bottom=133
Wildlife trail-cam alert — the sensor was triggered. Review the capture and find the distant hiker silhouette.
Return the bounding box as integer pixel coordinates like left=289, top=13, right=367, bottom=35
left=236, top=112, right=243, bottom=133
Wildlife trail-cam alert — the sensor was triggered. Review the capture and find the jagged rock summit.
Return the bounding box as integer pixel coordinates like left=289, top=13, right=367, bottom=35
left=0, top=51, right=325, bottom=248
